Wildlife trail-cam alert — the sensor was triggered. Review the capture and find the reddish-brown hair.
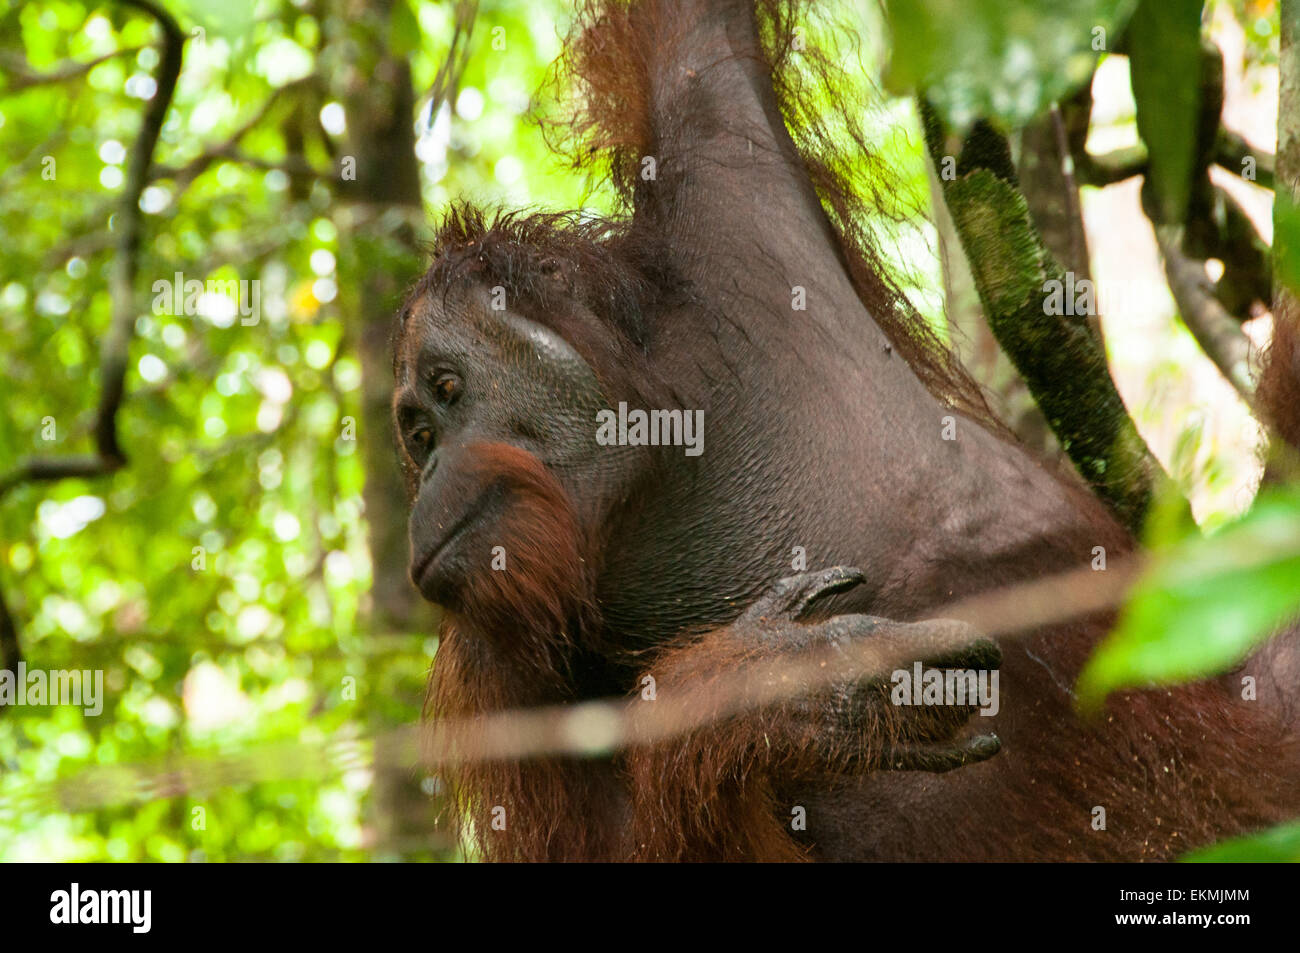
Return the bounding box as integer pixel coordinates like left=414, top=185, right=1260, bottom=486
left=423, top=442, right=621, bottom=861
left=549, top=0, right=996, bottom=422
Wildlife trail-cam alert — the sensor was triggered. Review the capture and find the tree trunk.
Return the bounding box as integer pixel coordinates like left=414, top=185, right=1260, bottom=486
left=338, top=1, right=430, bottom=634
left=335, top=0, right=439, bottom=853
left=1262, top=1, right=1300, bottom=468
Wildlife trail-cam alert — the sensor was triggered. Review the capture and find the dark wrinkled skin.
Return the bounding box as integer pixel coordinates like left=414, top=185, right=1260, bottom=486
left=395, top=285, right=638, bottom=610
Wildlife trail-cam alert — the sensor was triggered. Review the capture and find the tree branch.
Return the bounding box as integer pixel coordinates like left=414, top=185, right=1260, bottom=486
left=148, top=76, right=316, bottom=189
left=0, top=456, right=119, bottom=498
left=154, top=145, right=330, bottom=183
left=1260, top=1, right=1300, bottom=477
left=1154, top=225, right=1257, bottom=404
left=0, top=555, right=1147, bottom=803
left=1018, top=98, right=1102, bottom=347
left=921, top=100, right=1186, bottom=534
left=0, top=581, right=20, bottom=688
left=0, top=0, right=184, bottom=501
left=423, top=0, right=478, bottom=129
left=1214, top=128, right=1276, bottom=191
left=1192, top=181, right=1273, bottom=318
left=1075, top=145, right=1149, bottom=187
left=0, top=46, right=144, bottom=93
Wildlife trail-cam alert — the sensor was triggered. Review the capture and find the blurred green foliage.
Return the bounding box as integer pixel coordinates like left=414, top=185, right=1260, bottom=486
left=1078, top=486, right=1300, bottom=709
left=1183, top=818, right=1300, bottom=861
left=882, top=0, right=1137, bottom=128
left=0, top=0, right=594, bottom=861
left=1127, top=0, right=1204, bottom=225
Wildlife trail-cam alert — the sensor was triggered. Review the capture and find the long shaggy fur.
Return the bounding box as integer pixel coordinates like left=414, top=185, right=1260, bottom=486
left=423, top=443, right=616, bottom=861
left=549, top=0, right=996, bottom=422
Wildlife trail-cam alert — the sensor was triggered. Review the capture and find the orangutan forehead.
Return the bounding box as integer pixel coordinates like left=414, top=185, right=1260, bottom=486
left=395, top=284, right=586, bottom=381
left=407, top=206, right=675, bottom=354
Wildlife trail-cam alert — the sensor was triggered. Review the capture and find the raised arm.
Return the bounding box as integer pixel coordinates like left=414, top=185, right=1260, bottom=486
left=566, top=0, right=854, bottom=306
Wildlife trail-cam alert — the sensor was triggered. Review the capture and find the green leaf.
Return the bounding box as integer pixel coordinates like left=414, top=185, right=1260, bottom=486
left=1182, top=820, right=1300, bottom=862
left=1077, top=488, right=1300, bottom=710
left=1128, top=0, right=1204, bottom=224
left=390, top=0, right=423, bottom=59
left=883, top=0, right=1136, bottom=129
left=167, top=0, right=257, bottom=43
left=1142, top=468, right=1202, bottom=548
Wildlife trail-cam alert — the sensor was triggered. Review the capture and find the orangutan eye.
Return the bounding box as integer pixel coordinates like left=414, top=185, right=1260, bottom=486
left=407, top=426, right=435, bottom=460
left=433, top=373, right=461, bottom=406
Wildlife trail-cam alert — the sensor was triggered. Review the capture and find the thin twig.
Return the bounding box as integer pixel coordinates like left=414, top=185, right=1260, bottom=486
left=1075, top=145, right=1148, bottom=186
left=148, top=76, right=317, bottom=189
left=1154, top=225, right=1257, bottom=405
left=0, top=46, right=144, bottom=93
left=0, top=555, right=1144, bottom=808
left=424, top=0, right=478, bottom=129
left=0, top=582, right=20, bottom=683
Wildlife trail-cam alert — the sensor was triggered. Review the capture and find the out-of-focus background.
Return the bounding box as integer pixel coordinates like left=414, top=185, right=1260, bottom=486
left=0, top=0, right=1290, bottom=860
